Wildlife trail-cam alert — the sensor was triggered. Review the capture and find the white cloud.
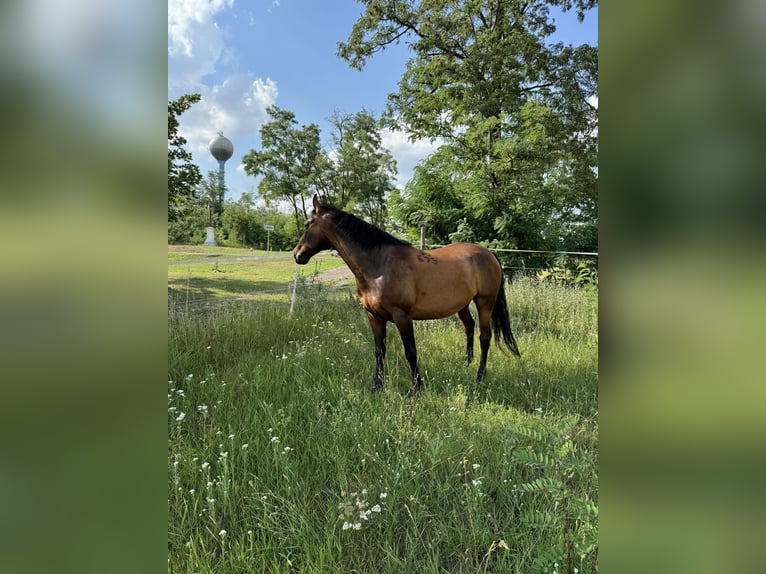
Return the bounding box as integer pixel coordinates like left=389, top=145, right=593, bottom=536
left=168, top=0, right=234, bottom=91
left=168, top=0, right=233, bottom=55
left=381, top=129, right=443, bottom=189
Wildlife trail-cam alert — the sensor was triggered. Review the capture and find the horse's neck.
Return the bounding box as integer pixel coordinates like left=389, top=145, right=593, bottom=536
left=328, top=230, right=384, bottom=282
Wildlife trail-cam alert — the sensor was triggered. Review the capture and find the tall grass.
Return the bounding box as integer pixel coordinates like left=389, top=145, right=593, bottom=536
left=168, top=276, right=598, bottom=573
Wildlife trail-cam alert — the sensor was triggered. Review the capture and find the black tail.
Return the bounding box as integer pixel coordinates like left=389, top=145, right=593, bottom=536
left=492, top=269, right=521, bottom=357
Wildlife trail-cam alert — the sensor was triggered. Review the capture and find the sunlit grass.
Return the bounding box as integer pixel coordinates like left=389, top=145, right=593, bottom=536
left=168, top=277, right=598, bottom=573
left=168, top=251, right=348, bottom=309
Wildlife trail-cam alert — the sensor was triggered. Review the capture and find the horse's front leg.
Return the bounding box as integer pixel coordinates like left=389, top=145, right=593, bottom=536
left=366, top=312, right=387, bottom=391
left=392, top=312, right=423, bottom=393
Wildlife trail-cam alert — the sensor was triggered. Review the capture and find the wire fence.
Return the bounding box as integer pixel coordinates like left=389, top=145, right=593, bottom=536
left=424, top=244, right=599, bottom=277
left=168, top=245, right=599, bottom=315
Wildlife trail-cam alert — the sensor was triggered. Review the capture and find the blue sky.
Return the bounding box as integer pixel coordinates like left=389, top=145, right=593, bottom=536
left=169, top=0, right=597, bottom=202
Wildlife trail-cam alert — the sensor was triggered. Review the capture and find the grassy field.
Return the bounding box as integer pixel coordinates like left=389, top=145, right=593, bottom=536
left=168, top=256, right=598, bottom=573
left=168, top=249, right=347, bottom=308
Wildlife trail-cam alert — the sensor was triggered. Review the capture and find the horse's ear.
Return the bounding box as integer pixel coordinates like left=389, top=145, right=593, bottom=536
left=313, top=194, right=320, bottom=211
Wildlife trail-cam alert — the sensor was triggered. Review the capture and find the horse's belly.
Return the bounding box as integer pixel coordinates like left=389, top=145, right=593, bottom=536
left=410, top=291, right=472, bottom=320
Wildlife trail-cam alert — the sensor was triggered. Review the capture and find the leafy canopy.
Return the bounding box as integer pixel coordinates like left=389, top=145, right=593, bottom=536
left=168, top=94, right=202, bottom=222
left=339, top=0, right=597, bottom=252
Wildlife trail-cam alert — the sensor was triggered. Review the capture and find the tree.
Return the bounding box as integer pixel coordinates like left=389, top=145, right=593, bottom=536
left=328, top=109, right=397, bottom=227
left=338, top=1, right=597, bottom=251
left=168, top=94, right=202, bottom=222
left=167, top=201, right=209, bottom=244
left=197, top=170, right=227, bottom=227
left=221, top=193, right=258, bottom=248
left=388, top=146, right=467, bottom=245
left=242, top=106, right=329, bottom=233
left=221, top=193, right=299, bottom=250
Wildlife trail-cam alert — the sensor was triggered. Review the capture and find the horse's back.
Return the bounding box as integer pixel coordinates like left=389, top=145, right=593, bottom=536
left=429, top=243, right=501, bottom=283
left=402, top=243, right=502, bottom=319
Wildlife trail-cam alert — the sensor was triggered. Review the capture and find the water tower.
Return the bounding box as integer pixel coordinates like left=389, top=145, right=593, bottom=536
left=204, top=131, right=234, bottom=246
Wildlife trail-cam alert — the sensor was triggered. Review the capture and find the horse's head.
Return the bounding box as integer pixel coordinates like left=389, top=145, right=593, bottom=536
left=293, top=195, right=333, bottom=264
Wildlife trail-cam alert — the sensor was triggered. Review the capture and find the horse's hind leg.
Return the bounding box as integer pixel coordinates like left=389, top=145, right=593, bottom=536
left=475, top=297, right=494, bottom=382
left=457, top=305, right=475, bottom=365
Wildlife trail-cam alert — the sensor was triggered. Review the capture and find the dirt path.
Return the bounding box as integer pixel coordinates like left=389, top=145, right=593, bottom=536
left=314, top=263, right=355, bottom=285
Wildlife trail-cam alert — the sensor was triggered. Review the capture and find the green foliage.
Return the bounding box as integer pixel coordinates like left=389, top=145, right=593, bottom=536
left=167, top=201, right=209, bottom=245
left=340, top=1, right=597, bottom=252
left=168, top=94, right=202, bottom=222
left=220, top=193, right=298, bottom=250
left=327, top=109, right=397, bottom=227
left=242, top=106, right=398, bottom=232
left=536, top=256, right=599, bottom=297
left=511, top=415, right=598, bottom=573
left=196, top=170, right=227, bottom=228
left=389, top=147, right=471, bottom=245
left=167, top=171, right=229, bottom=244
left=242, top=106, right=329, bottom=230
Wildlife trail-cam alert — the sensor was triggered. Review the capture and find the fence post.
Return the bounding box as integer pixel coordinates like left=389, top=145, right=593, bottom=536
left=289, top=263, right=300, bottom=314
left=420, top=227, right=425, bottom=250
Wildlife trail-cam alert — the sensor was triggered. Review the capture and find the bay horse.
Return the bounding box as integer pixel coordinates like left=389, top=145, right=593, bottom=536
left=293, top=195, right=520, bottom=392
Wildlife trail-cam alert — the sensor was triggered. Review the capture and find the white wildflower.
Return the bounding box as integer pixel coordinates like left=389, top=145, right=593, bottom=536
left=472, top=463, right=481, bottom=470
left=241, top=443, right=249, bottom=450
left=228, top=433, right=235, bottom=440
left=175, top=412, right=186, bottom=422
left=371, top=504, right=381, bottom=513
left=219, top=529, right=226, bottom=537
left=201, top=462, right=210, bottom=470
left=379, top=492, right=388, bottom=499
left=472, top=479, right=482, bottom=487
left=271, top=436, right=280, bottom=443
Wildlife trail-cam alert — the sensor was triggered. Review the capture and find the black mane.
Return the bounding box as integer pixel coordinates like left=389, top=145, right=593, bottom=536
left=320, top=203, right=410, bottom=251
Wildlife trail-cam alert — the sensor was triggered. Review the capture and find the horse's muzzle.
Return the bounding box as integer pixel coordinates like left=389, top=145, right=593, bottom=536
left=293, top=249, right=308, bottom=265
